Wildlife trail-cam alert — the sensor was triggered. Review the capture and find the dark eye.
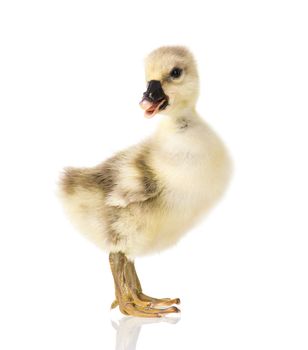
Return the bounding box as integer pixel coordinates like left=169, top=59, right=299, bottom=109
left=170, top=67, right=182, bottom=79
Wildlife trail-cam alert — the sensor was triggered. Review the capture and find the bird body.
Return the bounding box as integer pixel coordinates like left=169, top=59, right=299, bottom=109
left=59, top=113, right=230, bottom=258
left=58, top=46, right=231, bottom=317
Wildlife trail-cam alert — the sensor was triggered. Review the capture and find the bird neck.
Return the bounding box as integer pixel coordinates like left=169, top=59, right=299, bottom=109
left=156, top=107, right=201, bottom=134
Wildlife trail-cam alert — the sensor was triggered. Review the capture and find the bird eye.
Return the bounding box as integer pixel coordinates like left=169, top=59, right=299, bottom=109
left=170, top=67, right=183, bottom=79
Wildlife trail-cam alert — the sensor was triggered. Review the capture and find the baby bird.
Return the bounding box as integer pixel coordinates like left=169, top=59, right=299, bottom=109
left=59, top=46, right=231, bottom=317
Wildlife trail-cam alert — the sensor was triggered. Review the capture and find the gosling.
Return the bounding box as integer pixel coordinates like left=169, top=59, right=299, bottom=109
left=59, top=46, right=231, bottom=317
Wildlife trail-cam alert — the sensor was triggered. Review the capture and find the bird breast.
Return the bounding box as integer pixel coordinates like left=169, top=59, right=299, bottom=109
left=152, top=121, right=231, bottom=214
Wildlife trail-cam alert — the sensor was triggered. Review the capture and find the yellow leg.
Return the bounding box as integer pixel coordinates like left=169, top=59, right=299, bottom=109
left=109, top=253, right=180, bottom=317
left=126, top=260, right=181, bottom=307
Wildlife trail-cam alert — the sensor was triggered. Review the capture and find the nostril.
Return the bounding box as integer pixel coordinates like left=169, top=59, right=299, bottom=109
left=144, top=80, right=166, bottom=102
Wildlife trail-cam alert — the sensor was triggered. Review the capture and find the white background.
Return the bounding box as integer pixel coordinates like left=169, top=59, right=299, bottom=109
left=1, top=0, right=307, bottom=349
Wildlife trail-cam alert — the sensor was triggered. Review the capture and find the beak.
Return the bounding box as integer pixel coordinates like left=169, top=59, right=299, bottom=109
left=139, top=80, right=169, bottom=118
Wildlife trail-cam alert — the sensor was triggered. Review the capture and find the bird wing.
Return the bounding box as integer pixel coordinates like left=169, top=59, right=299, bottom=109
left=99, top=146, right=160, bottom=208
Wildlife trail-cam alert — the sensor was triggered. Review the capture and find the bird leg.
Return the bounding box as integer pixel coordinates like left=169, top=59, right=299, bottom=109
left=109, top=252, right=180, bottom=317
left=125, top=260, right=181, bottom=308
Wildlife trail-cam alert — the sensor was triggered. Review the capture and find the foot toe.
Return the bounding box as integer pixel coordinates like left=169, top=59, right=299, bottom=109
left=120, top=303, right=163, bottom=318
left=110, top=300, right=119, bottom=309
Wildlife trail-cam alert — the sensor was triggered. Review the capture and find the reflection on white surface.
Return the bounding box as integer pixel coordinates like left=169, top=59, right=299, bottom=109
left=112, top=316, right=180, bottom=350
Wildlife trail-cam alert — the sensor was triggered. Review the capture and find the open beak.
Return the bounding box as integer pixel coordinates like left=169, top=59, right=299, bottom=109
left=139, top=80, right=169, bottom=118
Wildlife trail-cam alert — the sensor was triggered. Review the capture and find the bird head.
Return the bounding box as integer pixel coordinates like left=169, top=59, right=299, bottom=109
left=140, top=46, right=199, bottom=118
